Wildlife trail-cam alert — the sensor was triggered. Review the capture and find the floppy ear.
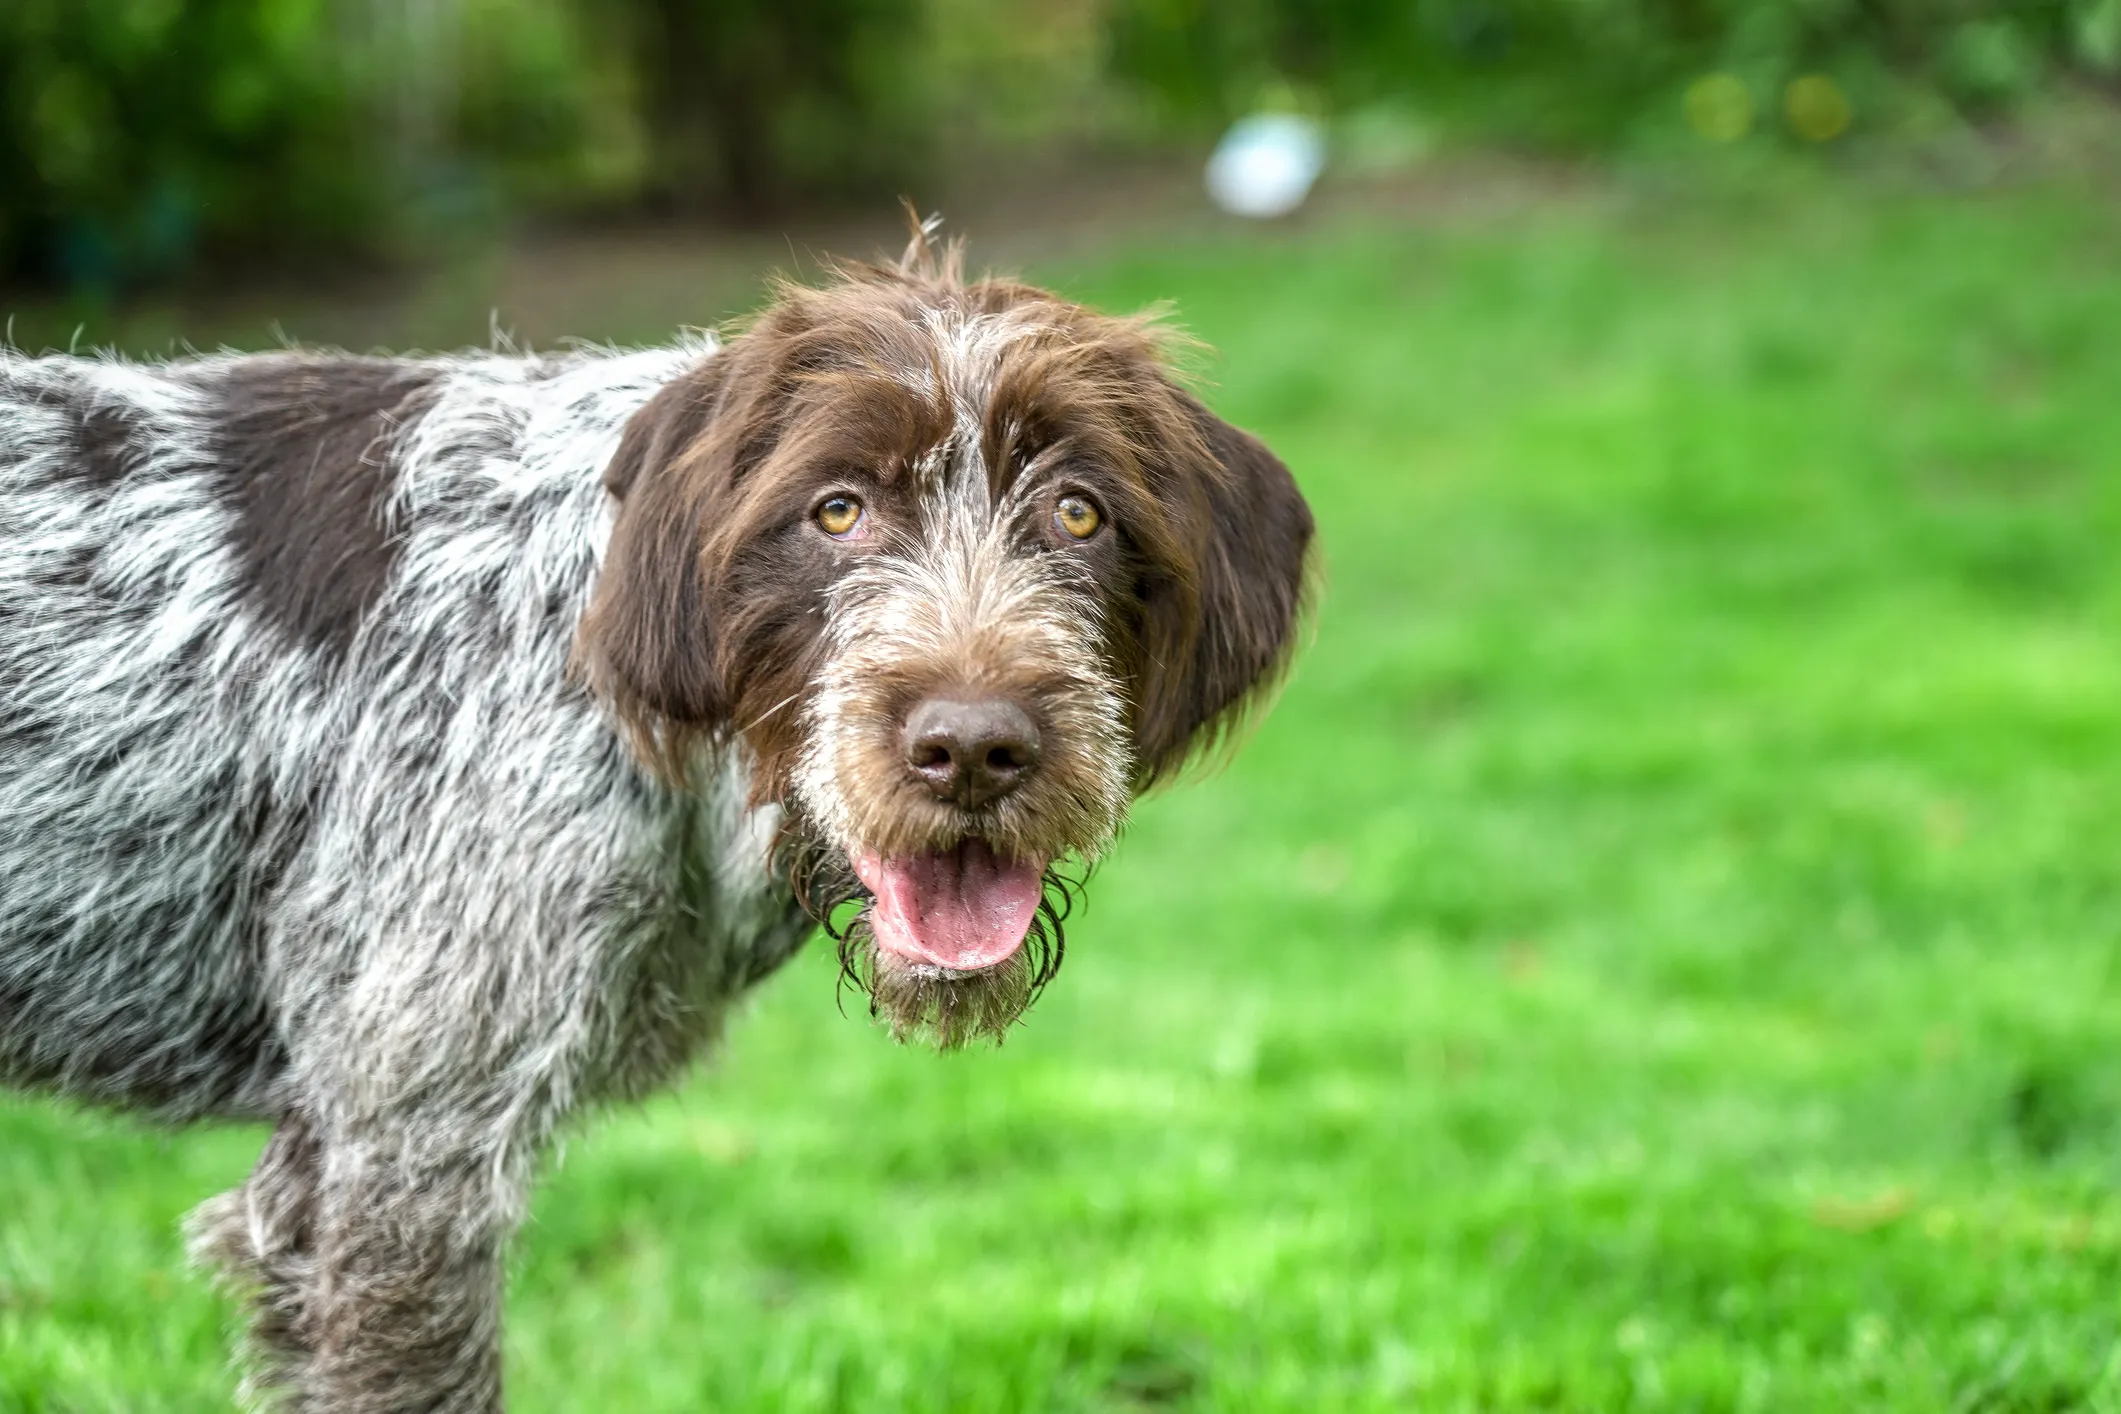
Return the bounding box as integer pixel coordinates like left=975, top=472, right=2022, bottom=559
left=1132, top=389, right=1314, bottom=783
left=574, top=354, right=741, bottom=774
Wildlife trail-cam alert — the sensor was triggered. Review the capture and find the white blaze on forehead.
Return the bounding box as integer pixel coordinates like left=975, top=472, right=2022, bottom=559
left=900, top=307, right=1052, bottom=510
left=929, top=306, right=1043, bottom=404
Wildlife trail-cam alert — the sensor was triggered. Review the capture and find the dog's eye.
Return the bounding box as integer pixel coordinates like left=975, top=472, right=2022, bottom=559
left=815, top=495, right=865, bottom=538
left=1054, top=494, right=1102, bottom=540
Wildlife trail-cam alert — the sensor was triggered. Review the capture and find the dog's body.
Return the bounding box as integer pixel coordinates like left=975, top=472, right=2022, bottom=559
left=0, top=236, right=1310, bottom=1410
left=1, top=338, right=792, bottom=1124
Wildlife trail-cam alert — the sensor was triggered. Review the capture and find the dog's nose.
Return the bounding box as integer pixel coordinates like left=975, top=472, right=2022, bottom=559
left=902, top=697, right=1041, bottom=808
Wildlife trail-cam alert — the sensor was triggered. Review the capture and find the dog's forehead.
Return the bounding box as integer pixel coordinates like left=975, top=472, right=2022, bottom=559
left=922, top=303, right=1043, bottom=387
left=893, top=300, right=1074, bottom=499
left=777, top=279, right=1142, bottom=515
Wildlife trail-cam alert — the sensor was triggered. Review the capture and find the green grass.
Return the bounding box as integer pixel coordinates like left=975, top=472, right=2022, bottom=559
left=8, top=176, right=2121, bottom=1411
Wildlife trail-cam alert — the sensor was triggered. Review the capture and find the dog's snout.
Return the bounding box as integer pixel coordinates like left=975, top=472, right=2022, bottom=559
left=902, top=697, right=1041, bottom=808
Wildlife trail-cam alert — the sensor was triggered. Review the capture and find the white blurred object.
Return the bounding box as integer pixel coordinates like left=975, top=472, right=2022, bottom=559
left=1205, top=114, right=1326, bottom=219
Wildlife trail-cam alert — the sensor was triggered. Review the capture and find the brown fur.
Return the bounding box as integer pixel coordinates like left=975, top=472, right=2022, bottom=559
left=216, top=356, right=441, bottom=657
left=578, top=243, right=1312, bottom=791
left=68, top=385, right=151, bottom=490
left=577, top=229, right=1313, bottom=1043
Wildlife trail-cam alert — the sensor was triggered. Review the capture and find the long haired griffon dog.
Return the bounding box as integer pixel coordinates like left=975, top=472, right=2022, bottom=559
left=0, top=225, right=1313, bottom=1410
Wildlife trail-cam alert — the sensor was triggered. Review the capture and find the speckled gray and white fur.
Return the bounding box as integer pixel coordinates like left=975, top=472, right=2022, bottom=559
left=0, top=339, right=806, bottom=1410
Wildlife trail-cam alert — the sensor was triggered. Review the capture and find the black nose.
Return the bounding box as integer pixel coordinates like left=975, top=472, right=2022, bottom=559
left=902, top=697, right=1041, bottom=808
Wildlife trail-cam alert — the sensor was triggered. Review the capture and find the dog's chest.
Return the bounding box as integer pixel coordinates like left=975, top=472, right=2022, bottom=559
left=588, top=784, right=814, bottom=1102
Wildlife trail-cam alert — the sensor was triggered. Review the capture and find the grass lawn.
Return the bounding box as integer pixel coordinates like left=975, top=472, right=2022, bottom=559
left=6, top=172, right=2121, bottom=1411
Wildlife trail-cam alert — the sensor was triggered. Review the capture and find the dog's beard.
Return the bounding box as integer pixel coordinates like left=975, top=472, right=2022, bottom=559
left=779, top=821, right=1078, bottom=1049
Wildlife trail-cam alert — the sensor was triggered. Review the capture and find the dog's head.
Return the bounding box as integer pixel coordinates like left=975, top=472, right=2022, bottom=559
left=577, top=227, right=1313, bottom=1046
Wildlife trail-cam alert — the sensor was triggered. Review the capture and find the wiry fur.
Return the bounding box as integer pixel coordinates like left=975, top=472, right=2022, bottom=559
left=0, top=225, right=1312, bottom=1410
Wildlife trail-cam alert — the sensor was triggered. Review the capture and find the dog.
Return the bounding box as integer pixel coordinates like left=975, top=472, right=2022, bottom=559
left=0, top=226, right=1312, bottom=1410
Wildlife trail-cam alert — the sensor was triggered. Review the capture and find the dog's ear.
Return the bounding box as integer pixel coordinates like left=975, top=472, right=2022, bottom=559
left=1131, top=389, right=1314, bottom=783
left=574, top=352, right=745, bottom=776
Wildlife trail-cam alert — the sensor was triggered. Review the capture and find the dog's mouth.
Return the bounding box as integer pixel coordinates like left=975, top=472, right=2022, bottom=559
left=850, top=838, right=1048, bottom=973
left=780, top=821, right=1077, bottom=1048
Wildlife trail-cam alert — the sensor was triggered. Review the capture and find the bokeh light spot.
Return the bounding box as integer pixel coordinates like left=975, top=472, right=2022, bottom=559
left=1684, top=73, right=1754, bottom=143
left=1785, top=74, right=1852, bottom=142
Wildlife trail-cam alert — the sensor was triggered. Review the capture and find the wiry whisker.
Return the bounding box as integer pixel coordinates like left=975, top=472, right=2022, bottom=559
left=776, top=822, right=859, bottom=934
left=738, top=692, right=801, bottom=736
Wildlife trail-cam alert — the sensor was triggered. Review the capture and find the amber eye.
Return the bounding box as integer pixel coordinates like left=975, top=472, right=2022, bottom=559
left=815, top=495, right=864, bottom=538
left=1055, top=494, right=1102, bottom=540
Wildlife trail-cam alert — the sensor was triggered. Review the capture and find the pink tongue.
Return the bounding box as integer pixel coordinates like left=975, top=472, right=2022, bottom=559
left=852, top=841, right=1045, bottom=972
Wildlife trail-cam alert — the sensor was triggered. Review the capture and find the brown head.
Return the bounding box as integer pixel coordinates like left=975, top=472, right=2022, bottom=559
left=576, top=224, right=1314, bottom=1046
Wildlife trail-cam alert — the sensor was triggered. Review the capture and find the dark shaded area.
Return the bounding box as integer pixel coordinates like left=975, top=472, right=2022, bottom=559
left=68, top=392, right=149, bottom=491
left=212, top=356, right=442, bottom=659
left=623, top=0, right=923, bottom=215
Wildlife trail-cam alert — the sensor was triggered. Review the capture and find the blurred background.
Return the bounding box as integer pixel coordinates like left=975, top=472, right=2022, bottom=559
left=6, top=0, right=2121, bottom=306
left=9, top=4, right=2121, bottom=1412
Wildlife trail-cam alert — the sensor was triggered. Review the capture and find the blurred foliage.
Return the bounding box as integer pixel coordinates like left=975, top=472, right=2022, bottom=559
left=1, top=0, right=373, bottom=289
left=0, top=0, right=619, bottom=291
left=612, top=0, right=930, bottom=214
left=1110, top=0, right=2121, bottom=147
left=6, top=0, right=2121, bottom=291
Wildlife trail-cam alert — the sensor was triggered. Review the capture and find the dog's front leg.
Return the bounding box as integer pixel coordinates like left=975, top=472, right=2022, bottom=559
left=290, top=1124, right=526, bottom=1414
left=195, top=1105, right=535, bottom=1412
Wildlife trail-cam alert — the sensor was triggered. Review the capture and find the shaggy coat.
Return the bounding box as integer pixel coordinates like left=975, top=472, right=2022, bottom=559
left=0, top=235, right=1311, bottom=1410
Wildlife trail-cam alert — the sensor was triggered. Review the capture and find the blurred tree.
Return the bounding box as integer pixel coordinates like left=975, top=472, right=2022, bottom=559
left=0, top=0, right=611, bottom=293
left=615, top=0, right=925, bottom=213
left=0, top=0, right=381, bottom=290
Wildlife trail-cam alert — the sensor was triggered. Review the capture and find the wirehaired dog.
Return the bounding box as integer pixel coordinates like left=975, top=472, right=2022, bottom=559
left=0, top=226, right=1312, bottom=1410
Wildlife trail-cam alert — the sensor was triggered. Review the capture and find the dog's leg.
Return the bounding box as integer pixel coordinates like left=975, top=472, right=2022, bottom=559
left=300, top=1128, right=522, bottom=1413
left=189, top=1117, right=326, bottom=1401
left=196, top=1111, right=534, bottom=1412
